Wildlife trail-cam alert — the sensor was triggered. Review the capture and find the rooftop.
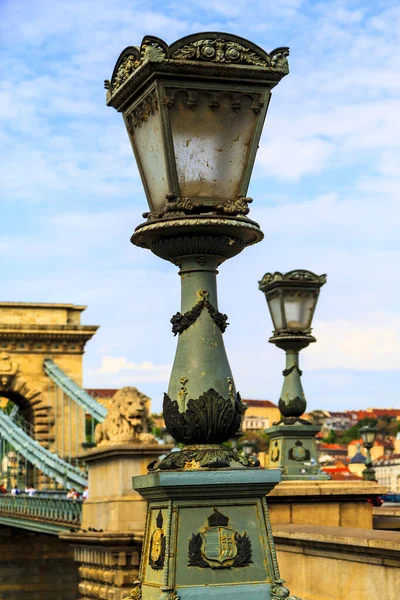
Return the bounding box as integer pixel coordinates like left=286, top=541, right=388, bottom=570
left=242, top=399, right=278, bottom=408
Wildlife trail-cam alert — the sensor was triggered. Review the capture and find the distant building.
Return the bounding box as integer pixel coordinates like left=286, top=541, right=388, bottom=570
left=347, top=438, right=393, bottom=462
left=321, top=459, right=362, bottom=481
left=348, top=443, right=366, bottom=478
left=373, top=454, right=400, bottom=493
left=308, top=410, right=357, bottom=434
left=349, top=408, right=400, bottom=421
left=241, top=399, right=280, bottom=432
left=317, top=442, right=348, bottom=460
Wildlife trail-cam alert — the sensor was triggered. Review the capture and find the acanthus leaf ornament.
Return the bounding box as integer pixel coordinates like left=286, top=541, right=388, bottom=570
left=163, top=388, right=244, bottom=445
left=148, top=444, right=260, bottom=471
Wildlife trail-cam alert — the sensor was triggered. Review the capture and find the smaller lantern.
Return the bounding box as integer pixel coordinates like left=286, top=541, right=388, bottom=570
left=360, top=425, right=378, bottom=482
left=360, top=425, right=378, bottom=449
left=258, top=270, right=326, bottom=337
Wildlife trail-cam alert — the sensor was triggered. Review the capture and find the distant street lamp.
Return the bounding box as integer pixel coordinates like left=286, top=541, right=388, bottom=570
left=107, top=32, right=299, bottom=599
left=360, top=425, right=378, bottom=481
left=242, top=439, right=256, bottom=458
left=259, top=270, right=329, bottom=480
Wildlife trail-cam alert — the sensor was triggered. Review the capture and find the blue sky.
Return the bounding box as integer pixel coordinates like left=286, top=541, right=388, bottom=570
left=1, top=0, right=399, bottom=413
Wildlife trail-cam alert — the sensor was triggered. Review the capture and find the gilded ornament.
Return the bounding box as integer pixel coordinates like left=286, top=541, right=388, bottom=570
left=113, top=54, right=140, bottom=92
left=123, top=581, right=142, bottom=600
left=149, top=510, right=166, bottom=570
left=270, top=440, right=281, bottom=463
left=171, top=38, right=269, bottom=67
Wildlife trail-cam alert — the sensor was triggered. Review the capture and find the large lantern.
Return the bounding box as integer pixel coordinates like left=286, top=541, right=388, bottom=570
left=105, top=33, right=289, bottom=222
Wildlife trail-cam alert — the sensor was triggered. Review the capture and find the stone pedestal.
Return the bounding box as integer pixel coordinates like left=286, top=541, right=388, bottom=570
left=81, top=444, right=169, bottom=532
left=132, top=469, right=283, bottom=600
left=61, top=443, right=172, bottom=600
left=265, top=423, right=330, bottom=480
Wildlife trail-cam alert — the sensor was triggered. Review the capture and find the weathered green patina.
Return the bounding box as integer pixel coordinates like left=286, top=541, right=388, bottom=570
left=259, top=270, right=329, bottom=481
left=107, top=31, right=302, bottom=599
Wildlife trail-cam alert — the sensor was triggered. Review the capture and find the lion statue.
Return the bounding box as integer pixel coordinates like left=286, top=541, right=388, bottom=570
left=94, top=387, right=156, bottom=446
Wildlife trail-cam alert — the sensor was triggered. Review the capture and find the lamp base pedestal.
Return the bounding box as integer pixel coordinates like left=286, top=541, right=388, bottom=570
left=266, top=424, right=329, bottom=481
left=128, top=469, right=300, bottom=599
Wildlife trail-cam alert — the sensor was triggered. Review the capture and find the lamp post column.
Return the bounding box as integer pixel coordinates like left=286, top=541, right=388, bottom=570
left=107, top=32, right=301, bottom=600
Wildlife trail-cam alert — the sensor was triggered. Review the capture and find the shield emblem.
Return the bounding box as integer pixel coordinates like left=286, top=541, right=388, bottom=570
left=292, top=445, right=306, bottom=460
left=202, top=526, right=237, bottom=565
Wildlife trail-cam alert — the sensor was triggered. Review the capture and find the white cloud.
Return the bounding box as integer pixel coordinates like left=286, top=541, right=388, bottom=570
left=305, top=315, right=400, bottom=371
left=257, top=138, right=333, bottom=181
left=90, top=356, right=171, bottom=383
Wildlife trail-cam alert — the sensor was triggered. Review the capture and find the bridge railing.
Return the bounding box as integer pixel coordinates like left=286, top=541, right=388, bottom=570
left=0, top=495, right=82, bottom=527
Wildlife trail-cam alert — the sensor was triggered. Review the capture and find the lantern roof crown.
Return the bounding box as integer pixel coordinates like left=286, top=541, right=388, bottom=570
left=259, top=270, right=327, bottom=292
left=105, top=32, right=289, bottom=110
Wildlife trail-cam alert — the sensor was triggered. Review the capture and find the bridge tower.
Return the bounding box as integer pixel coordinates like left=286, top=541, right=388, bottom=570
left=0, top=302, right=98, bottom=465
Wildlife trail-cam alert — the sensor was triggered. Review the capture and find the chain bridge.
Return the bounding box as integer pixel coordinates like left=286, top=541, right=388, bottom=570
left=0, top=302, right=107, bottom=534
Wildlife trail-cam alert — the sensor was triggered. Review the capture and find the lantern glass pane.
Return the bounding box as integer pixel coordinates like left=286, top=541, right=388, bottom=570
left=129, top=107, right=169, bottom=212
left=268, top=295, right=283, bottom=331
left=283, top=292, right=316, bottom=330
left=168, top=91, right=258, bottom=201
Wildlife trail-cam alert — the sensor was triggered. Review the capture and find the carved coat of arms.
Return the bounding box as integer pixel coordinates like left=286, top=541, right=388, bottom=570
left=149, top=510, right=166, bottom=570
left=188, top=508, right=252, bottom=569
left=288, top=440, right=310, bottom=462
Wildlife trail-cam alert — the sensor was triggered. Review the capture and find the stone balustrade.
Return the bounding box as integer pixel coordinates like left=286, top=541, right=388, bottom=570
left=0, top=494, right=82, bottom=533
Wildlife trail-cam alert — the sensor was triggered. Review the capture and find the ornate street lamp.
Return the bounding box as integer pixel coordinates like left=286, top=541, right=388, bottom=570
left=360, top=425, right=378, bottom=481
left=107, top=33, right=301, bottom=600
left=259, top=270, right=329, bottom=480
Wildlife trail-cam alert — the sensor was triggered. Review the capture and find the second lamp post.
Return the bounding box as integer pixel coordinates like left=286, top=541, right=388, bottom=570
left=259, top=270, right=329, bottom=480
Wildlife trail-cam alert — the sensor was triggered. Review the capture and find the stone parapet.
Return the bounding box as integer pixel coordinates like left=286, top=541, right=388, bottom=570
left=268, top=479, right=387, bottom=529
left=273, top=524, right=400, bottom=600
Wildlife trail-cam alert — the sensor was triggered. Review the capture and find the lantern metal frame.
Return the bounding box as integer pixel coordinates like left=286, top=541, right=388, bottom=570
left=105, top=33, right=289, bottom=231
